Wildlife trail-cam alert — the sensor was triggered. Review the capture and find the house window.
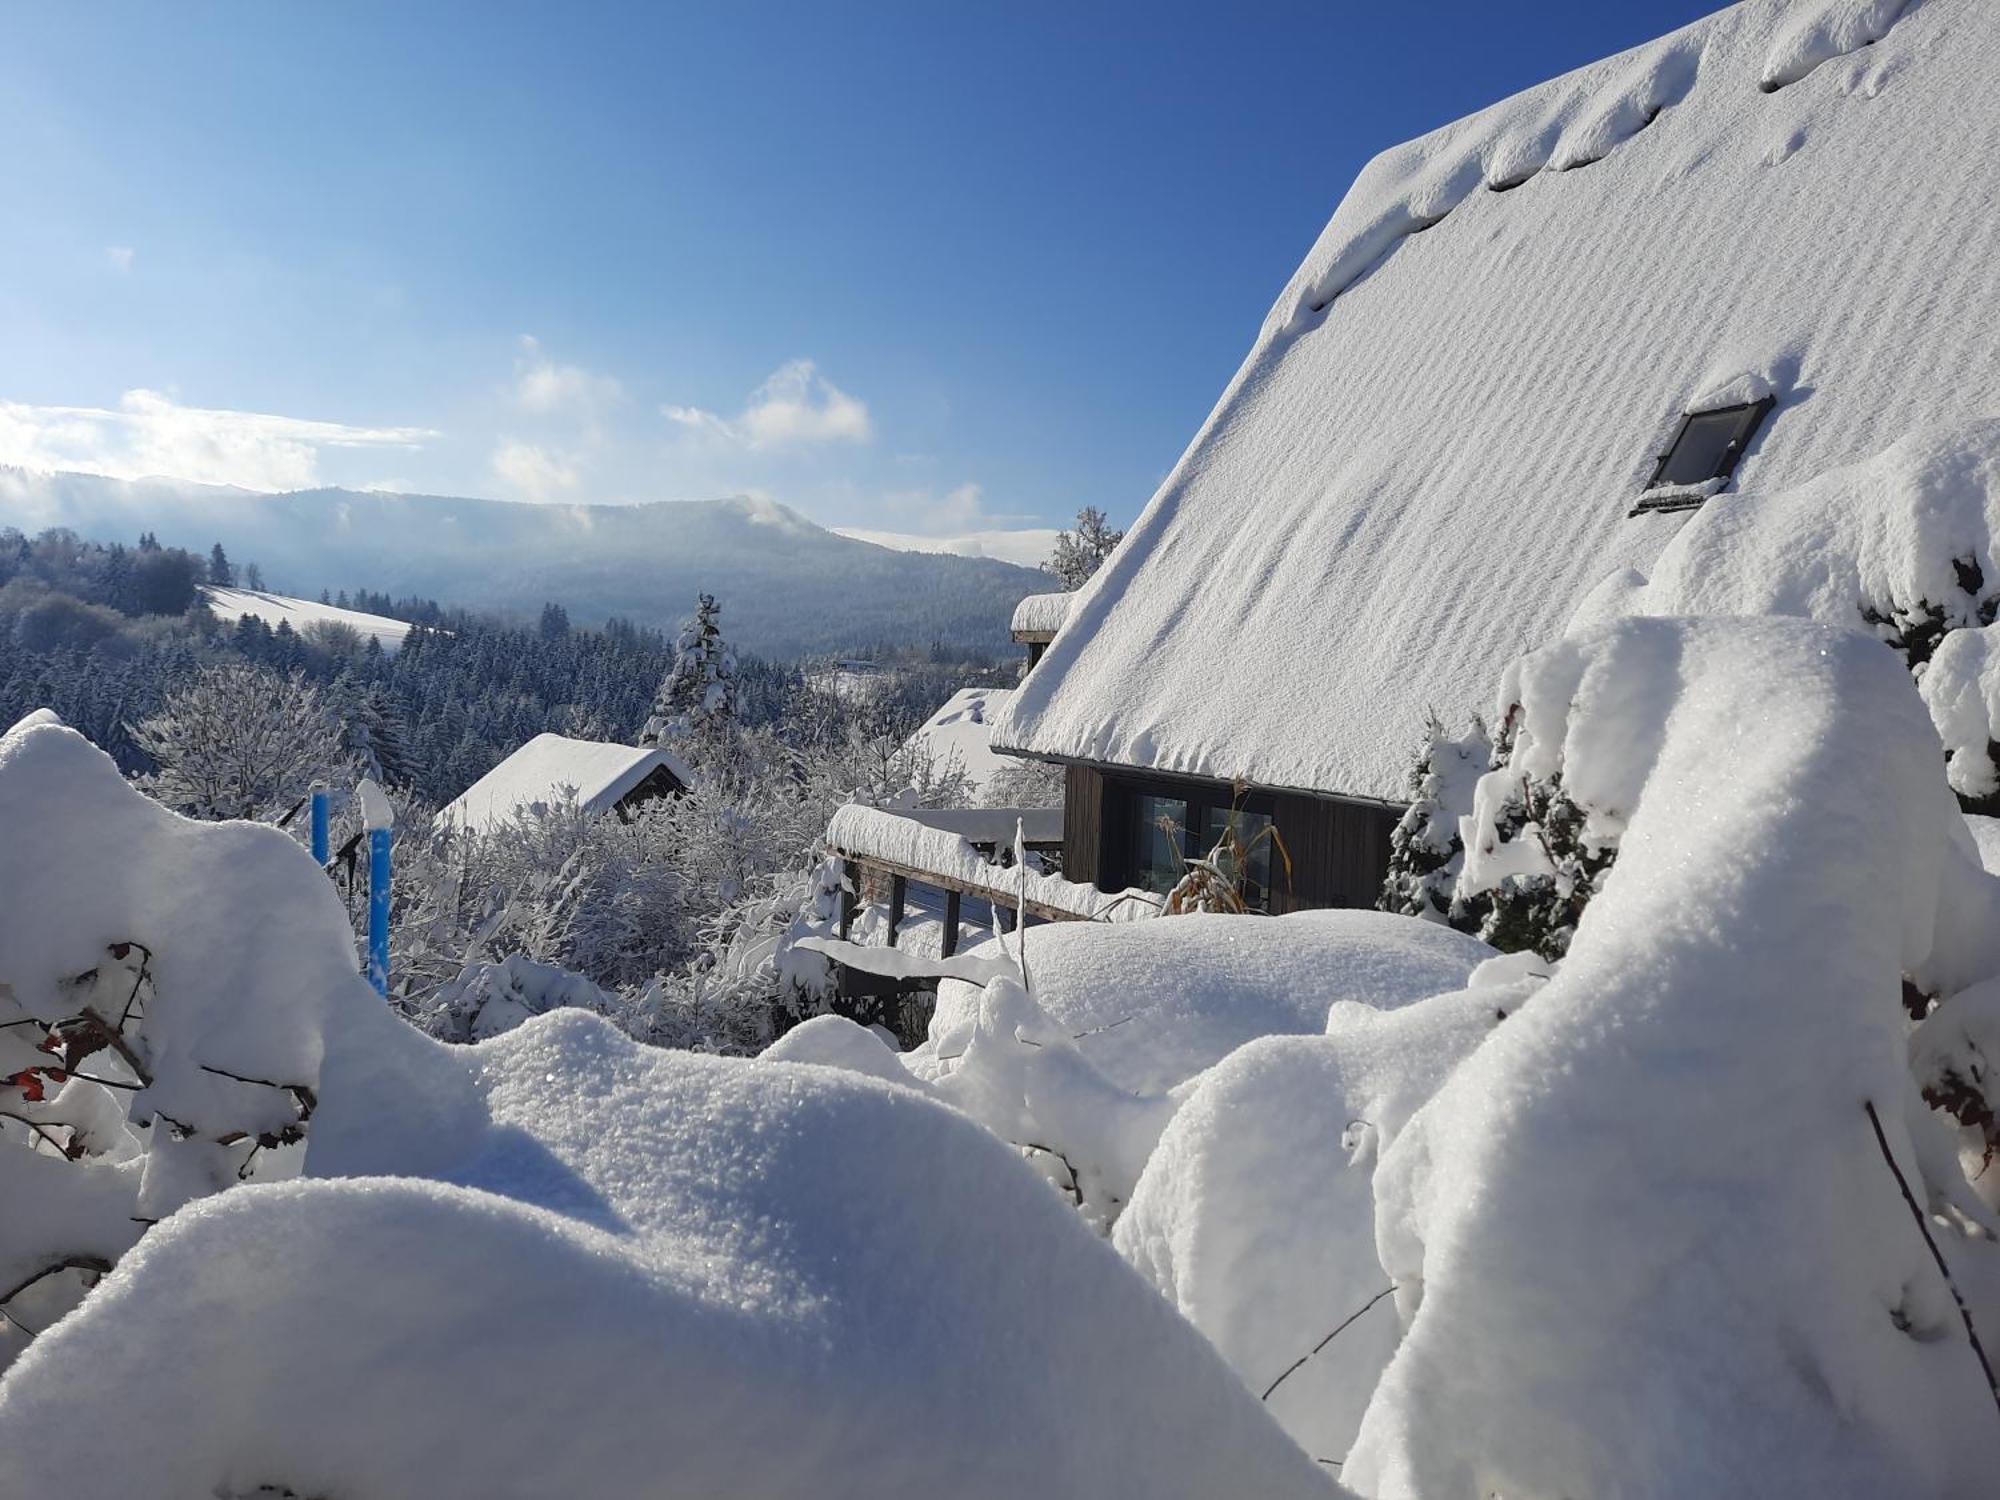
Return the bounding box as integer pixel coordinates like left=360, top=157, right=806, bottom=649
left=1647, top=397, right=1774, bottom=491
left=1132, top=793, right=1190, bottom=895
left=1120, top=779, right=1277, bottom=909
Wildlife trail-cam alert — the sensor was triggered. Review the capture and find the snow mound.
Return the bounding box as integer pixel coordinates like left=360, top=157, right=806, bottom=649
left=1345, top=616, right=2000, bottom=1500
left=0, top=1011, right=1335, bottom=1500
left=1761, top=0, right=1910, bottom=91
left=912, top=908, right=1493, bottom=1095
left=1115, top=979, right=1524, bottom=1466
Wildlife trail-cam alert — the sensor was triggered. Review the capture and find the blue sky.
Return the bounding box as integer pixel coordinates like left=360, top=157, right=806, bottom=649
left=0, top=1, right=1719, bottom=551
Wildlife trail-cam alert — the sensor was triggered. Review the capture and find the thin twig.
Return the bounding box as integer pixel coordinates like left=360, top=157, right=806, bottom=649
left=79, top=1008, right=151, bottom=1089
left=1865, top=1099, right=2000, bottom=1422
left=1261, top=1284, right=1399, bottom=1402
left=0, top=1255, right=113, bottom=1314
left=0, top=1111, right=78, bottom=1159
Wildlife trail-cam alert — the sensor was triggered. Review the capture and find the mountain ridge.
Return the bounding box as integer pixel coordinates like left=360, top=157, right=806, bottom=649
left=0, top=468, right=1052, bottom=657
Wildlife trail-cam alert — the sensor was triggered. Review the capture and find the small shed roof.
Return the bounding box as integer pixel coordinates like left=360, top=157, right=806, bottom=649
left=438, top=733, right=692, bottom=837
left=1009, top=593, right=1074, bottom=641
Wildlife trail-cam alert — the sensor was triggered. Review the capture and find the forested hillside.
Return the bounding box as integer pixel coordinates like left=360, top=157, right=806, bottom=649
left=0, top=469, right=1049, bottom=656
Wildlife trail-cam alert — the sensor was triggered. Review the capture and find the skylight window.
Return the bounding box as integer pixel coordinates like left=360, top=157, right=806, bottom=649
left=1647, top=397, right=1774, bottom=490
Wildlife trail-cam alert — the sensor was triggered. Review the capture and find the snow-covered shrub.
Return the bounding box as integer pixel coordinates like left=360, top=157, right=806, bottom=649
left=981, top=751, right=1066, bottom=809
left=622, top=857, right=844, bottom=1054
left=1379, top=712, right=1489, bottom=921
left=0, top=712, right=373, bottom=1368
left=0, top=1012, right=1332, bottom=1500
left=422, top=953, right=620, bottom=1044
left=1911, top=975, right=2000, bottom=1195
left=130, top=661, right=352, bottom=820
left=1344, top=617, right=2000, bottom=1499
left=1921, top=622, right=2000, bottom=815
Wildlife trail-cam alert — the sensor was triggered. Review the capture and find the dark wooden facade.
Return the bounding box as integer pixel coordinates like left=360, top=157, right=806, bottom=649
left=1062, top=763, right=1400, bottom=912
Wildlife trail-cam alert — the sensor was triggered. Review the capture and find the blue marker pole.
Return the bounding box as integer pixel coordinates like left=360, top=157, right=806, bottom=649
left=310, top=787, right=330, bottom=865
left=367, top=826, right=392, bottom=996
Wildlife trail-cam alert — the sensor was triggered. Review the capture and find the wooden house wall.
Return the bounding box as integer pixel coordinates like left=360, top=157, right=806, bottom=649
left=1059, top=762, right=1399, bottom=912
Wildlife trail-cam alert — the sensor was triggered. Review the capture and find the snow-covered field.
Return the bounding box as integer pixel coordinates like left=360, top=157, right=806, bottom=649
left=202, top=585, right=413, bottom=651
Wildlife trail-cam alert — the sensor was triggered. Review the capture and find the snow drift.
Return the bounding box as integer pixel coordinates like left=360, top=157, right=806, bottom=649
left=1115, top=966, right=1534, bottom=1466
left=3, top=1013, right=1334, bottom=1500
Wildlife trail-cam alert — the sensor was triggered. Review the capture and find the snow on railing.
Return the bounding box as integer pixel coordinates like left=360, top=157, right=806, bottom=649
left=823, top=803, right=1158, bottom=924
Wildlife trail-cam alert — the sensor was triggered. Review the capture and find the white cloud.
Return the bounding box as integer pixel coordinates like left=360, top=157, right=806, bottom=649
left=105, top=246, right=135, bottom=274
left=0, top=389, right=434, bottom=491
left=510, top=335, right=622, bottom=417
left=490, top=439, right=582, bottom=502
left=664, top=358, right=872, bottom=448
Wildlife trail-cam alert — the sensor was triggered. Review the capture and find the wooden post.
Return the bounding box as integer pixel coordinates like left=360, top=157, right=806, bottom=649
left=886, top=874, right=907, bottom=948
left=837, top=859, right=857, bottom=941
left=942, top=889, right=962, bottom=958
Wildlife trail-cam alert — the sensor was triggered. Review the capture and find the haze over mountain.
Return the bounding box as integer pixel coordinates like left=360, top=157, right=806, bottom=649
left=0, top=468, right=1053, bottom=657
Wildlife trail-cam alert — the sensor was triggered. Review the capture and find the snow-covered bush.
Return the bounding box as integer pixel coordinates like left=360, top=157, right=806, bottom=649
left=421, top=952, right=622, bottom=1044
left=130, top=661, right=352, bottom=820
left=1921, top=622, right=2000, bottom=815
left=1345, top=617, right=2000, bottom=1499
left=0, top=712, right=371, bottom=1368
left=1378, top=712, right=1489, bottom=921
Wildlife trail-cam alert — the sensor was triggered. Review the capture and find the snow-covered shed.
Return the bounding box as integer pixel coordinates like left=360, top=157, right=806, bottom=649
left=993, top=0, right=2000, bottom=911
left=436, top=733, right=691, bottom=837
left=1010, top=592, right=1074, bottom=670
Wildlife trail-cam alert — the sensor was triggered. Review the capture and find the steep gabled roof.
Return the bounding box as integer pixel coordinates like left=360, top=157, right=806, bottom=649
left=438, top=733, right=691, bottom=836
left=994, top=0, right=2000, bottom=803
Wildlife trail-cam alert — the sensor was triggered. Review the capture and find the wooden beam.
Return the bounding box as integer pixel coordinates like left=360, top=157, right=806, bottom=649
left=886, top=875, right=906, bottom=948
left=942, top=889, right=962, bottom=957
left=837, top=859, right=857, bottom=940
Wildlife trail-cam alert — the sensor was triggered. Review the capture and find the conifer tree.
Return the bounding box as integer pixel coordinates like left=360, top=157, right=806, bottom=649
left=641, top=593, right=737, bottom=754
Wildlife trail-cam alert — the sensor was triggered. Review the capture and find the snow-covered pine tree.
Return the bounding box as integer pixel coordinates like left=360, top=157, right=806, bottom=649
left=207, top=542, right=234, bottom=587
left=1379, top=712, right=1490, bottom=921
left=640, top=593, right=738, bottom=755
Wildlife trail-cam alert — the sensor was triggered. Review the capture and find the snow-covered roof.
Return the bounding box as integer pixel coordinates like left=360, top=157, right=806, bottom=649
left=437, top=733, right=690, bottom=836
left=904, top=687, right=1019, bottom=795
left=201, top=586, right=413, bottom=652
left=1009, top=592, right=1074, bottom=639
left=994, top=0, right=2000, bottom=802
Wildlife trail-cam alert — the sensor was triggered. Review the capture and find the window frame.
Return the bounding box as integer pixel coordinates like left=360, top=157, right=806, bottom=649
left=1645, top=395, right=1775, bottom=492
left=1104, top=771, right=1280, bottom=911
